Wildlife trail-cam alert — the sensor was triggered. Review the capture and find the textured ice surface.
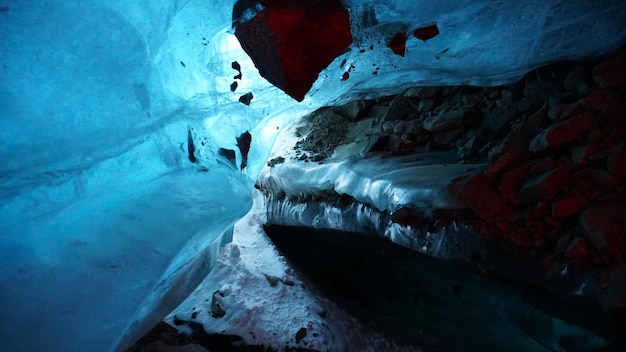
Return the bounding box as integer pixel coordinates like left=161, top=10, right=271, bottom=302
left=1, top=0, right=625, bottom=351
left=168, top=190, right=422, bottom=352
left=258, top=117, right=486, bottom=213
left=265, top=198, right=484, bottom=262
left=0, top=121, right=252, bottom=352
left=258, top=113, right=487, bottom=262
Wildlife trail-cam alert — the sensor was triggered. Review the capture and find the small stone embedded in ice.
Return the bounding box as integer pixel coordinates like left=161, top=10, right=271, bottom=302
left=388, top=32, right=408, bottom=56
left=413, top=23, right=439, bottom=41
left=239, top=92, right=254, bottom=105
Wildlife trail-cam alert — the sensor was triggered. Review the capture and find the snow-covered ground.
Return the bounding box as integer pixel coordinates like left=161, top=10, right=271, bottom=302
left=167, top=190, right=422, bottom=352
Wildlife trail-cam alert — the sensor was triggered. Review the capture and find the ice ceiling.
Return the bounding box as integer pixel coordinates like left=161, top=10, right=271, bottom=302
left=1, top=1, right=625, bottom=351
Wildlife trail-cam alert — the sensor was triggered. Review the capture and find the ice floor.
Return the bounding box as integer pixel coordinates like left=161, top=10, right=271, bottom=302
left=167, top=189, right=422, bottom=352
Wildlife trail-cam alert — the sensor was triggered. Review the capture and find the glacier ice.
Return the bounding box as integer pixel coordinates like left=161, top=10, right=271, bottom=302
left=1, top=0, right=625, bottom=351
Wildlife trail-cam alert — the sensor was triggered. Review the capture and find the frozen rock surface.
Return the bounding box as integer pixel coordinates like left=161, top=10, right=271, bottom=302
left=1, top=0, right=626, bottom=351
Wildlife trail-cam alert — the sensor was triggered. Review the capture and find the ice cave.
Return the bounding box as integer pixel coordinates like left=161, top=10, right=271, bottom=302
left=1, top=1, right=626, bottom=351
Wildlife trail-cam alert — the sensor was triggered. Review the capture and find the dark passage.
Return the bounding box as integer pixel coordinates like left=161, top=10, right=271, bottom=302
left=264, top=225, right=622, bottom=352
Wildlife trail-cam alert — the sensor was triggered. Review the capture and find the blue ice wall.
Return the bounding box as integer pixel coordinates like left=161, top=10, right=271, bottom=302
left=1, top=0, right=625, bottom=351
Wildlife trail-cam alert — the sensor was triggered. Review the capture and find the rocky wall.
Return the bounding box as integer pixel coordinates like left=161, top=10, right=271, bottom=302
left=262, top=46, right=626, bottom=334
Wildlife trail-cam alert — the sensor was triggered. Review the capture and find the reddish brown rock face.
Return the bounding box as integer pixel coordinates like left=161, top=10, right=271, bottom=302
left=235, top=0, right=353, bottom=101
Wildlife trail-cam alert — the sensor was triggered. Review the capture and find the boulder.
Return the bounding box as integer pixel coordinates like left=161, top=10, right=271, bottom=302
left=530, top=158, right=561, bottom=175
left=235, top=0, right=352, bottom=101
left=448, top=174, right=514, bottom=225
left=382, top=95, right=417, bottom=121
left=404, top=86, right=440, bottom=99
left=566, top=168, right=617, bottom=199
left=518, top=165, right=568, bottom=206
left=332, top=100, right=372, bottom=121
left=547, top=101, right=581, bottom=121
left=571, top=143, right=599, bottom=166
left=564, top=237, right=591, bottom=264
left=483, top=104, right=518, bottom=132
left=417, top=98, right=435, bottom=112
left=498, top=165, right=529, bottom=206
left=593, top=55, right=626, bottom=88
left=551, top=196, right=588, bottom=218
left=486, top=147, right=524, bottom=179
left=431, top=128, right=464, bottom=146
left=607, top=143, right=626, bottom=181
left=579, top=196, right=626, bottom=264
left=423, top=107, right=477, bottom=132
left=529, top=112, right=594, bottom=152
left=488, top=107, right=549, bottom=162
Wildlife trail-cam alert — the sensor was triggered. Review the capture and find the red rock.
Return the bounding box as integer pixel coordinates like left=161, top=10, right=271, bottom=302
left=544, top=215, right=563, bottom=230
left=486, top=148, right=524, bottom=179
left=527, top=203, right=549, bottom=221
left=579, top=196, right=626, bottom=264
left=600, top=128, right=626, bottom=150
left=507, top=227, right=531, bottom=247
left=529, top=112, right=594, bottom=152
left=448, top=174, right=514, bottom=225
left=488, top=107, right=549, bottom=162
left=235, top=0, right=353, bottom=101
left=527, top=218, right=560, bottom=240
left=605, top=90, right=626, bottom=103
left=555, top=231, right=575, bottom=255
left=571, top=143, right=599, bottom=166
left=596, top=102, right=626, bottom=125
left=607, top=143, right=626, bottom=181
left=548, top=101, right=581, bottom=121
left=552, top=196, right=588, bottom=218
left=498, top=165, right=529, bottom=206
left=530, top=158, right=560, bottom=175
left=593, top=56, right=626, bottom=88
left=589, top=128, right=613, bottom=143
left=389, top=32, right=407, bottom=56
left=413, top=24, right=439, bottom=41
left=583, top=89, right=609, bottom=109
left=518, top=165, right=568, bottom=206
left=565, top=237, right=591, bottom=264
left=578, top=141, right=619, bottom=166
left=566, top=168, right=617, bottom=199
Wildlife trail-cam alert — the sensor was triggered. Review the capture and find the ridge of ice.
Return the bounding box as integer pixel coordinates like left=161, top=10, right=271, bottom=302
left=258, top=117, right=486, bottom=213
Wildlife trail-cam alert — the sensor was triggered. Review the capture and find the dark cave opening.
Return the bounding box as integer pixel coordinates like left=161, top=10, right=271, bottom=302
left=263, top=224, right=624, bottom=352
